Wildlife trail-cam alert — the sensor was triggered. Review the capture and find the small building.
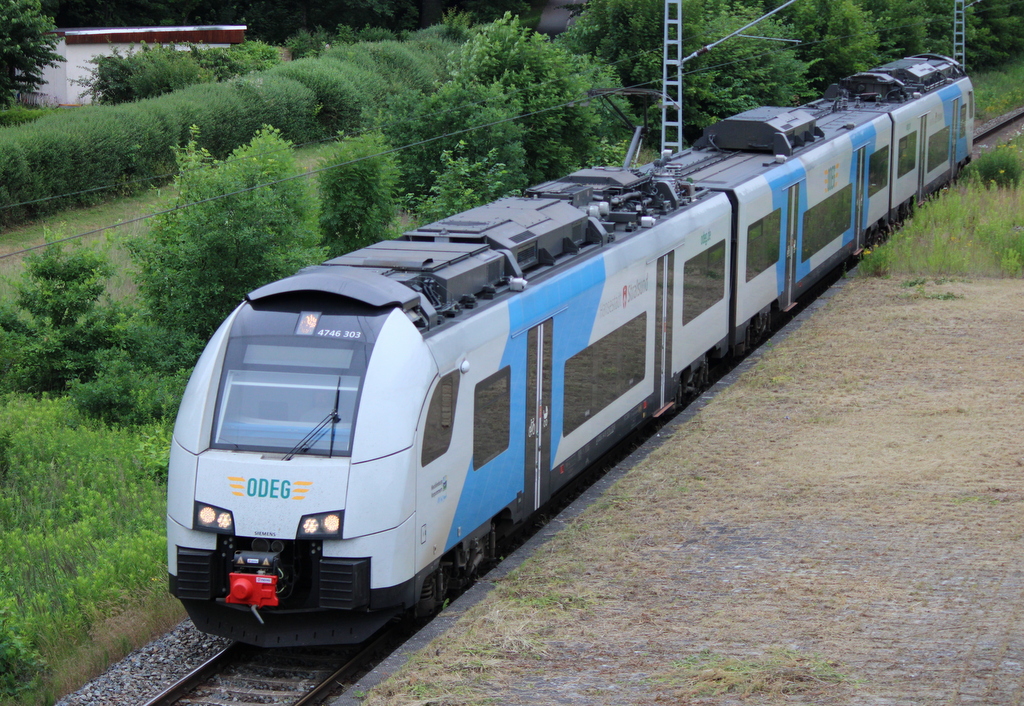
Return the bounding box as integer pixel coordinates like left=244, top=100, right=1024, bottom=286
left=29, top=25, right=247, bottom=106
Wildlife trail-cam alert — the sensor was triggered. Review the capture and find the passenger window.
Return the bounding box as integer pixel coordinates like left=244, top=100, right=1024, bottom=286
left=472, top=367, right=510, bottom=469
left=960, top=104, right=968, bottom=139
left=421, top=371, right=460, bottom=466
left=683, top=241, right=726, bottom=324
left=563, top=314, right=646, bottom=435
left=927, top=127, right=950, bottom=172
left=802, top=185, right=852, bottom=260
left=869, top=146, right=889, bottom=196
left=897, top=132, right=917, bottom=178
left=968, top=91, right=974, bottom=119
left=745, top=210, right=781, bottom=282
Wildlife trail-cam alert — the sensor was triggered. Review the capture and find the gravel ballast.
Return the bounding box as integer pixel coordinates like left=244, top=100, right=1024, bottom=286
left=54, top=621, right=230, bottom=706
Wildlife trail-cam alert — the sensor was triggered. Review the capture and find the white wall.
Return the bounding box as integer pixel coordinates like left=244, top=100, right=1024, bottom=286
left=33, top=38, right=234, bottom=105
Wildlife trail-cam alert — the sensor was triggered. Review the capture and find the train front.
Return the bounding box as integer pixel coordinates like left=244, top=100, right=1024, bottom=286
left=166, top=267, right=437, bottom=646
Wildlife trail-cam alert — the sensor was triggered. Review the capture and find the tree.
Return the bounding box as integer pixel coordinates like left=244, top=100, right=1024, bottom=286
left=318, top=132, right=402, bottom=257
left=130, top=126, right=324, bottom=342
left=560, top=0, right=811, bottom=143
left=0, top=0, right=63, bottom=107
left=784, top=0, right=881, bottom=90
left=0, top=239, right=118, bottom=393
left=451, top=13, right=607, bottom=185
left=385, top=78, right=529, bottom=198
left=413, top=140, right=517, bottom=224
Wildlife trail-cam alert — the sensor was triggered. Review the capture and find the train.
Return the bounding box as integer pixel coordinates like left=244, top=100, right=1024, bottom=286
left=167, top=54, right=973, bottom=646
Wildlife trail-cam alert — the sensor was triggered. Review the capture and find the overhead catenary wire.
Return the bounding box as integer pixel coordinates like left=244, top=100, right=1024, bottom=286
left=0, top=41, right=660, bottom=215
left=4, top=0, right=1009, bottom=216
left=1, top=3, right=1016, bottom=261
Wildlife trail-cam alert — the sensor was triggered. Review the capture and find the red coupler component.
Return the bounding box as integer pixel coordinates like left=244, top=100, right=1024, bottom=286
left=226, top=572, right=279, bottom=607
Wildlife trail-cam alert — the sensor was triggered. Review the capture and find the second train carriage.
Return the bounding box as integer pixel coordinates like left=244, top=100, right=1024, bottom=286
left=167, top=55, right=973, bottom=646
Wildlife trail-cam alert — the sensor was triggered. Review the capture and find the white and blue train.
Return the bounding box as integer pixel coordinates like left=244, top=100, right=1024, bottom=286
left=167, top=55, right=973, bottom=646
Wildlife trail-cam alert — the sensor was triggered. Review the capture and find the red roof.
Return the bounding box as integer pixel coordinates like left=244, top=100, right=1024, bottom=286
left=52, top=26, right=247, bottom=45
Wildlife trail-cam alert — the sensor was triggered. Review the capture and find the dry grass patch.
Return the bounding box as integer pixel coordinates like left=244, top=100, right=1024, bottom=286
left=652, top=648, right=853, bottom=698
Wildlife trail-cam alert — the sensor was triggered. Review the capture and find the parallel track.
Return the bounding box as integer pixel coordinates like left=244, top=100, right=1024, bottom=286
left=973, top=105, right=1024, bottom=144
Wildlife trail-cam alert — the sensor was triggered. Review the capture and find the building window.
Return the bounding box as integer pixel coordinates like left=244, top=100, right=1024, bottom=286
left=422, top=371, right=460, bottom=466
left=563, top=313, right=646, bottom=434
left=473, top=367, right=510, bottom=469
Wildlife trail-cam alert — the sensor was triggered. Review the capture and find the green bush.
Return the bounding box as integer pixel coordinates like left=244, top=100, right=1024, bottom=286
left=363, top=41, right=445, bottom=92
left=0, top=239, right=119, bottom=394
left=0, top=139, right=31, bottom=227
left=231, top=74, right=323, bottom=145
left=267, top=58, right=367, bottom=135
left=0, top=105, right=56, bottom=128
left=194, top=41, right=281, bottom=81
left=969, top=144, right=1023, bottom=188
left=286, top=27, right=334, bottom=59
left=450, top=13, right=610, bottom=185
left=318, top=131, right=402, bottom=257
left=413, top=141, right=518, bottom=224
left=353, top=26, right=399, bottom=43
left=384, top=75, right=527, bottom=198
left=0, top=599, right=42, bottom=698
left=69, top=352, right=190, bottom=427
left=130, top=127, right=324, bottom=341
left=323, top=39, right=453, bottom=109
left=0, top=35, right=462, bottom=230
left=78, top=42, right=282, bottom=105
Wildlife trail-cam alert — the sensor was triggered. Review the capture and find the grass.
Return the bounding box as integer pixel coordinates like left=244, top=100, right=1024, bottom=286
left=0, top=395, right=177, bottom=705
left=860, top=136, right=1024, bottom=279
left=653, top=648, right=854, bottom=697
left=972, top=56, right=1024, bottom=122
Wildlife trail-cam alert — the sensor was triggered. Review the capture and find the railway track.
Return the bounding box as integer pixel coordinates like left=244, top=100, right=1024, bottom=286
left=972, top=104, right=1024, bottom=148
left=142, top=629, right=396, bottom=706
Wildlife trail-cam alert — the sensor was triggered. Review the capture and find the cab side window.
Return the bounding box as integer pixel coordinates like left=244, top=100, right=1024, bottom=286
left=421, top=371, right=459, bottom=466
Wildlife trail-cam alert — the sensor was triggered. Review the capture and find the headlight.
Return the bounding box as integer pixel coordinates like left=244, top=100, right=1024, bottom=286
left=194, top=502, right=235, bottom=534
left=297, top=510, right=344, bottom=538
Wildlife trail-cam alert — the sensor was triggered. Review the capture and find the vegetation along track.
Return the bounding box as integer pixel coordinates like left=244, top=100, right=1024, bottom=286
left=143, top=629, right=397, bottom=706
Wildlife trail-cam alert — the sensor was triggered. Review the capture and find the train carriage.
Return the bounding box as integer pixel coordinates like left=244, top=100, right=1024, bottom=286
left=167, top=55, right=974, bottom=646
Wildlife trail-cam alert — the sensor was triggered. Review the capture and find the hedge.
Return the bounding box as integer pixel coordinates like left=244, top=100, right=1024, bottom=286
left=0, top=37, right=460, bottom=230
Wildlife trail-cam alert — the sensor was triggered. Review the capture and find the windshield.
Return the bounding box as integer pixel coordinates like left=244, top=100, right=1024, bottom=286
left=211, top=307, right=374, bottom=456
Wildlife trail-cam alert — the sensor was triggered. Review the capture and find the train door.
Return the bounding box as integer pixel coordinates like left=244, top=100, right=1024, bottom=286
left=854, top=146, right=866, bottom=250
left=916, top=114, right=928, bottom=200
left=653, top=252, right=675, bottom=414
left=782, top=182, right=801, bottom=310
left=524, top=319, right=552, bottom=512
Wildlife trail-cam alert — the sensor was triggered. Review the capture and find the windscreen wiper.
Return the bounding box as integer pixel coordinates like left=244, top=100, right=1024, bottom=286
left=283, top=378, right=341, bottom=461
